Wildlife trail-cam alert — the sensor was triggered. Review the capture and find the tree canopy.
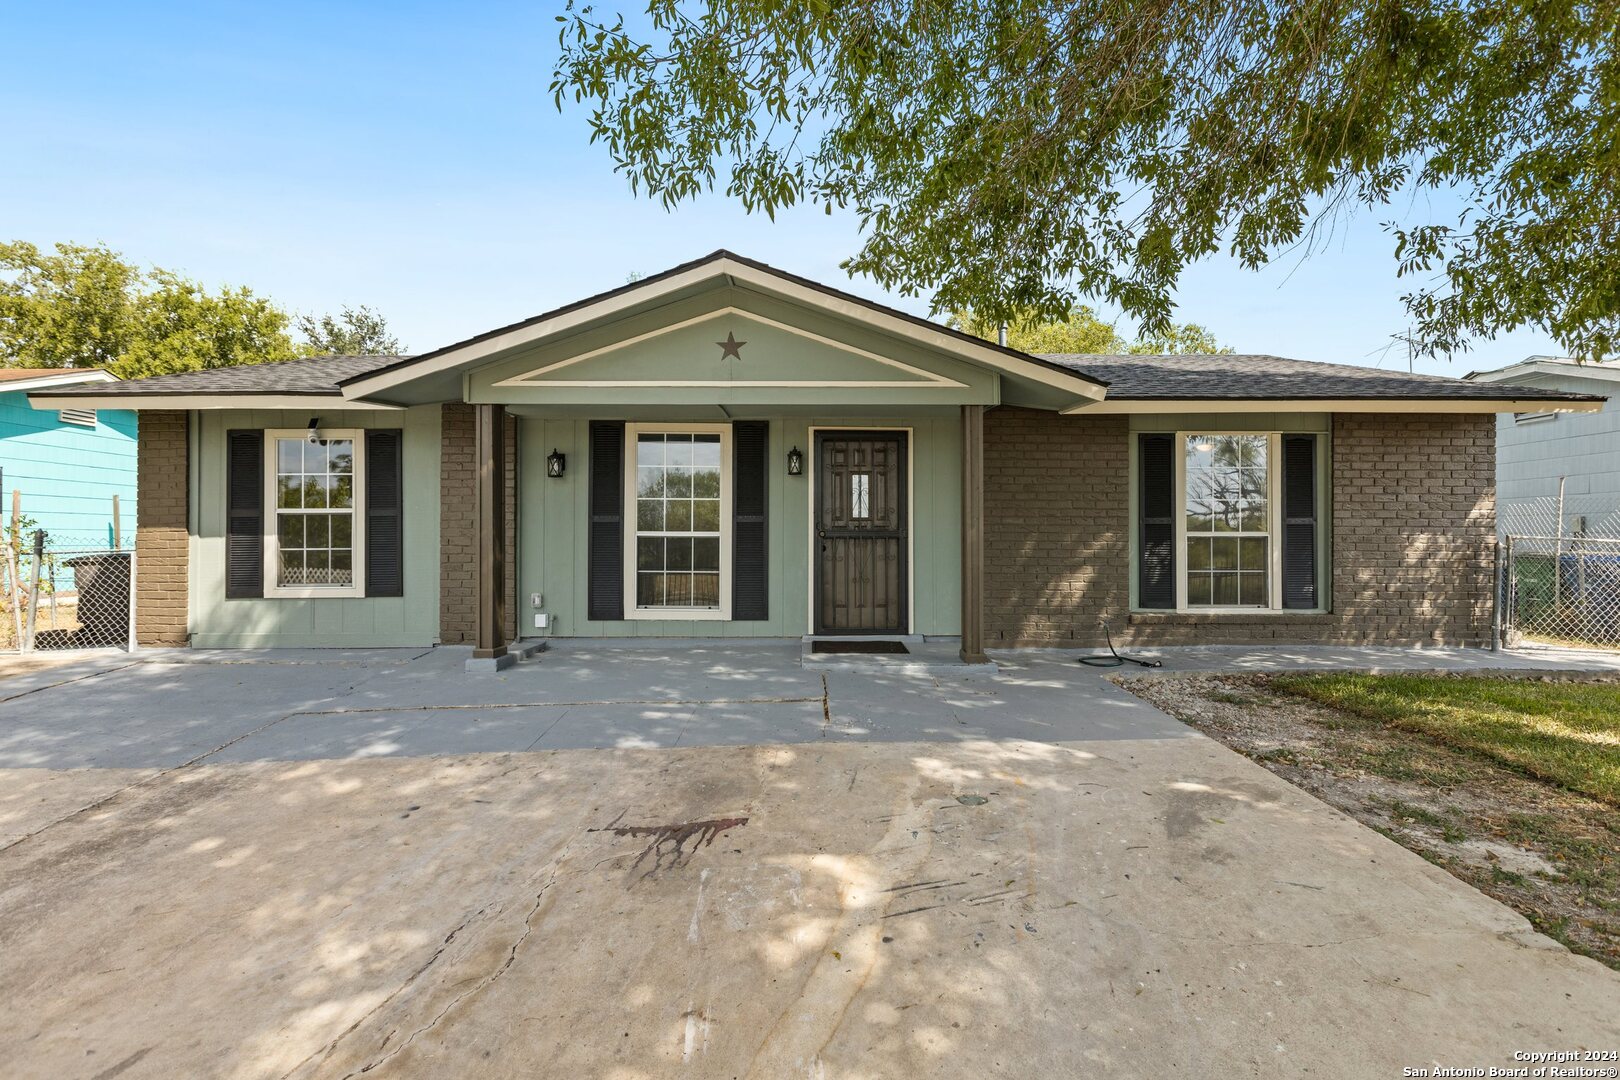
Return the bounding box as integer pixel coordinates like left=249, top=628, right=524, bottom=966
left=553, top=0, right=1619, bottom=360
left=948, top=306, right=1230, bottom=354
left=0, top=241, right=404, bottom=379
left=296, top=306, right=403, bottom=357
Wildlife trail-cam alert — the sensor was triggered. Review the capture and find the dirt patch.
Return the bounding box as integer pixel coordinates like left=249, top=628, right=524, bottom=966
left=1121, top=672, right=1620, bottom=970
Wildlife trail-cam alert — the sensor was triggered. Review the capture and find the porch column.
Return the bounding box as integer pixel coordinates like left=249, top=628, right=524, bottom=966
left=473, top=403, right=509, bottom=666
left=960, top=404, right=988, bottom=664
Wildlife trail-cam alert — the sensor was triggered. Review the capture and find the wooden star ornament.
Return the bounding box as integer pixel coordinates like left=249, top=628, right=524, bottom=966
left=716, top=332, right=746, bottom=360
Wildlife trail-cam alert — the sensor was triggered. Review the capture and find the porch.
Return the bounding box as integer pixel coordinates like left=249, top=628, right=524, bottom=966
left=458, top=402, right=997, bottom=671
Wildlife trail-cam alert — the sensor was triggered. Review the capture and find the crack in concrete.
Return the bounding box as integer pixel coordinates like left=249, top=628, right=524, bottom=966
left=282, top=901, right=503, bottom=1079
left=337, top=839, right=580, bottom=1078
left=0, top=659, right=140, bottom=706
left=0, top=657, right=414, bottom=854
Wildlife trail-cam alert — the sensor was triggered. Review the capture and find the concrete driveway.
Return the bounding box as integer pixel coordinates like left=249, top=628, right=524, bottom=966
left=2, top=642, right=1617, bottom=1078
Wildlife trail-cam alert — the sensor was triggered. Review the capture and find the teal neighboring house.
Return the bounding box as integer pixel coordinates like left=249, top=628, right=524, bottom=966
left=0, top=368, right=137, bottom=551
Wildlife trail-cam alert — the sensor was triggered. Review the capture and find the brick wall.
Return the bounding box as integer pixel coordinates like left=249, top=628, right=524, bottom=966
left=984, top=408, right=1131, bottom=644
left=439, top=404, right=518, bottom=644
left=983, top=409, right=1497, bottom=648
left=135, top=410, right=189, bottom=647
left=1325, top=413, right=1496, bottom=645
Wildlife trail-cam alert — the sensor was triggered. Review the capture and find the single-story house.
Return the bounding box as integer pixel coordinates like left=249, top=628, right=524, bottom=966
left=1464, top=356, right=1620, bottom=539
left=1, top=367, right=137, bottom=552
left=28, top=251, right=1606, bottom=667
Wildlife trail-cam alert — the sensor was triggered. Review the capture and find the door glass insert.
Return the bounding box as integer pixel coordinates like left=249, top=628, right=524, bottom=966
left=850, top=473, right=871, bottom=519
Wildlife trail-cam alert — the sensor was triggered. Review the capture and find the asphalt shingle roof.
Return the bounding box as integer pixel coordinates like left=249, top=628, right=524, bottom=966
left=41, top=354, right=403, bottom=396
left=1040, top=353, right=1602, bottom=402
left=34, top=348, right=1603, bottom=405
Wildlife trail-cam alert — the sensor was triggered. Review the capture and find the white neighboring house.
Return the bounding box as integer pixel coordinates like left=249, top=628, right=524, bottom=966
left=1465, top=356, right=1620, bottom=539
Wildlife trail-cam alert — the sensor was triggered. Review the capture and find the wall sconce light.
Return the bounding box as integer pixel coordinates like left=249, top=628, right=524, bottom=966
left=787, top=446, right=803, bottom=476
left=546, top=448, right=567, bottom=478
left=306, top=417, right=321, bottom=443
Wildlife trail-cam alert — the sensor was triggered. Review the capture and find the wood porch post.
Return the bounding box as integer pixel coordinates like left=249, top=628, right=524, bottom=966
left=474, top=403, right=508, bottom=661
left=960, top=404, right=988, bottom=664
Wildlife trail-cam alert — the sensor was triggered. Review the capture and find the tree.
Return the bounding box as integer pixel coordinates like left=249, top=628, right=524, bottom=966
left=948, top=306, right=1231, bottom=354
left=1, top=241, right=402, bottom=378
left=1126, top=323, right=1232, bottom=356
left=116, top=271, right=300, bottom=379
left=552, top=0, right=1619, bottom=360
left=296, top=305, right=404, bottom=357
left=0, top=241, right=141, bottom=369
left=949, top=305, right=1121, bottom=353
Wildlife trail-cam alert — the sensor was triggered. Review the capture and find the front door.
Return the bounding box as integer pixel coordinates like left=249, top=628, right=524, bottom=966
left=815, top=431, right=908, bottom=634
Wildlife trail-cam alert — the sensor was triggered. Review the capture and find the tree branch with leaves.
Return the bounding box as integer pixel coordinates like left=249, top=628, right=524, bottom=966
left=553, top=0, right=1619, bottom=359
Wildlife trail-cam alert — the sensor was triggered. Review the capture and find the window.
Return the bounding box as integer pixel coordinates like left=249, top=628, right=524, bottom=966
left=850, top=473, right=871, bottom=519
left=265, top=430, right=364, bottom=596
left=1183, top=434, right=1272, bottom=607
left=626, top=426, right=730, bottom=617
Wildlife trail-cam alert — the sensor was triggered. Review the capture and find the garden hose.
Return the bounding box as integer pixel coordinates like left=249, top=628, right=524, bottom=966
left=1077, top=620, right=1163, bottom=668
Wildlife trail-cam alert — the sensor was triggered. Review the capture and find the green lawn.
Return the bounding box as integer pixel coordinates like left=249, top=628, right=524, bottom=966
left=1271, top=674, right=1620, bottom=805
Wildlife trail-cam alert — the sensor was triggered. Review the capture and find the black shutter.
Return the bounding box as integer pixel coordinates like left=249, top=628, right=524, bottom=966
left=1138, top=433, right=1175, bottom=609
left=588, top=421, right=625, bottom=620
left=365, top=429, right=405, bottom=597
left=1282, top=434, right=1319, bottom=609
left=226, top=430, right=263, bottom=599
left=732, top=421, right=769, bottom=620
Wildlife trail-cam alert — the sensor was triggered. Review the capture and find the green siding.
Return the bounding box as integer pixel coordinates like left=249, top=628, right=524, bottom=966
left=519, top=414, right=961, bottom=638
left=469, top=286, right=998, bottom=409
left=189, top=407, right=441, bottom=647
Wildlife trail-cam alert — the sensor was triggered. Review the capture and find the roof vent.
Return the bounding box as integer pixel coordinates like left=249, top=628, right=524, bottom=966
left=58, top=408, right=97, bottom=427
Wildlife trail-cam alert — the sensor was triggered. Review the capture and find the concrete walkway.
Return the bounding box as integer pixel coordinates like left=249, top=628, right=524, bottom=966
left=6, top=640, right=1617, bottom=773
left=1, top=641, right=1617, bottom=1077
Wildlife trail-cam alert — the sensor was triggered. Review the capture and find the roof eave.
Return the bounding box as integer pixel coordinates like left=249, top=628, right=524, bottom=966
left=1467, top=362, right=1620, bottom=385
left=1062, top=396, right=1606, bottom=415
left=26, top=391, right=405, bottom=411
left=3, top=369, right=121, bottom=394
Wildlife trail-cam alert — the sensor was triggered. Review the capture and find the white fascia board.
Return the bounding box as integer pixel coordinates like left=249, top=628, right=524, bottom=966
left=338, top=262, right=732, bottom=398
left=1467, top=361, right=1620, bottom=385
left=339, top=256, right=1107, bottom=403
left=723, top=264, right=1107, bottom=401
left=4, top=369, right=120, bottom=395
left=26, top=393, right=404, bottom=411
left=1062, top=397, right=1606, bottom=415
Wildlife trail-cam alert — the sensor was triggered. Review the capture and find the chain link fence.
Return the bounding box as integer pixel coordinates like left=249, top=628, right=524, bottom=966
left=1500, top=493, right=1620, bottom=542
left=1502, top=535, right=1620, bottom=648
left=1, top=530, right=135, bottom=652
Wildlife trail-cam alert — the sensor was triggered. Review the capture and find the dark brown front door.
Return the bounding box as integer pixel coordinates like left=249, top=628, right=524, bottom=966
left=815, top=431, right=908, bottom=634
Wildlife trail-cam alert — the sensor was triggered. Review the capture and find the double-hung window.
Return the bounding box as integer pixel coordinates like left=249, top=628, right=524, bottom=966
left=265, top=430, right=364, bottom=597
left=1138, top=430, right=1322, bottom=612
left=1182, top=433, right=1274, bottom=607
left=625, top=424, right=731, bottom=619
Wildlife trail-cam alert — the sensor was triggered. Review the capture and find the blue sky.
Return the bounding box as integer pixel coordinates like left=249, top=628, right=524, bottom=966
left=5, top=1, right=1560, bottom=376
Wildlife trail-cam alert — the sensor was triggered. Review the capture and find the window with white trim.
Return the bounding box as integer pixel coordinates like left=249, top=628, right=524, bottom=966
left=266, top=430, right=364, bottom=596
left=627, top=426, right=730, bottom=616
left=1182, top=433, right=1273, bottom=607
left=1136, top=430, right=1322, bottom=613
